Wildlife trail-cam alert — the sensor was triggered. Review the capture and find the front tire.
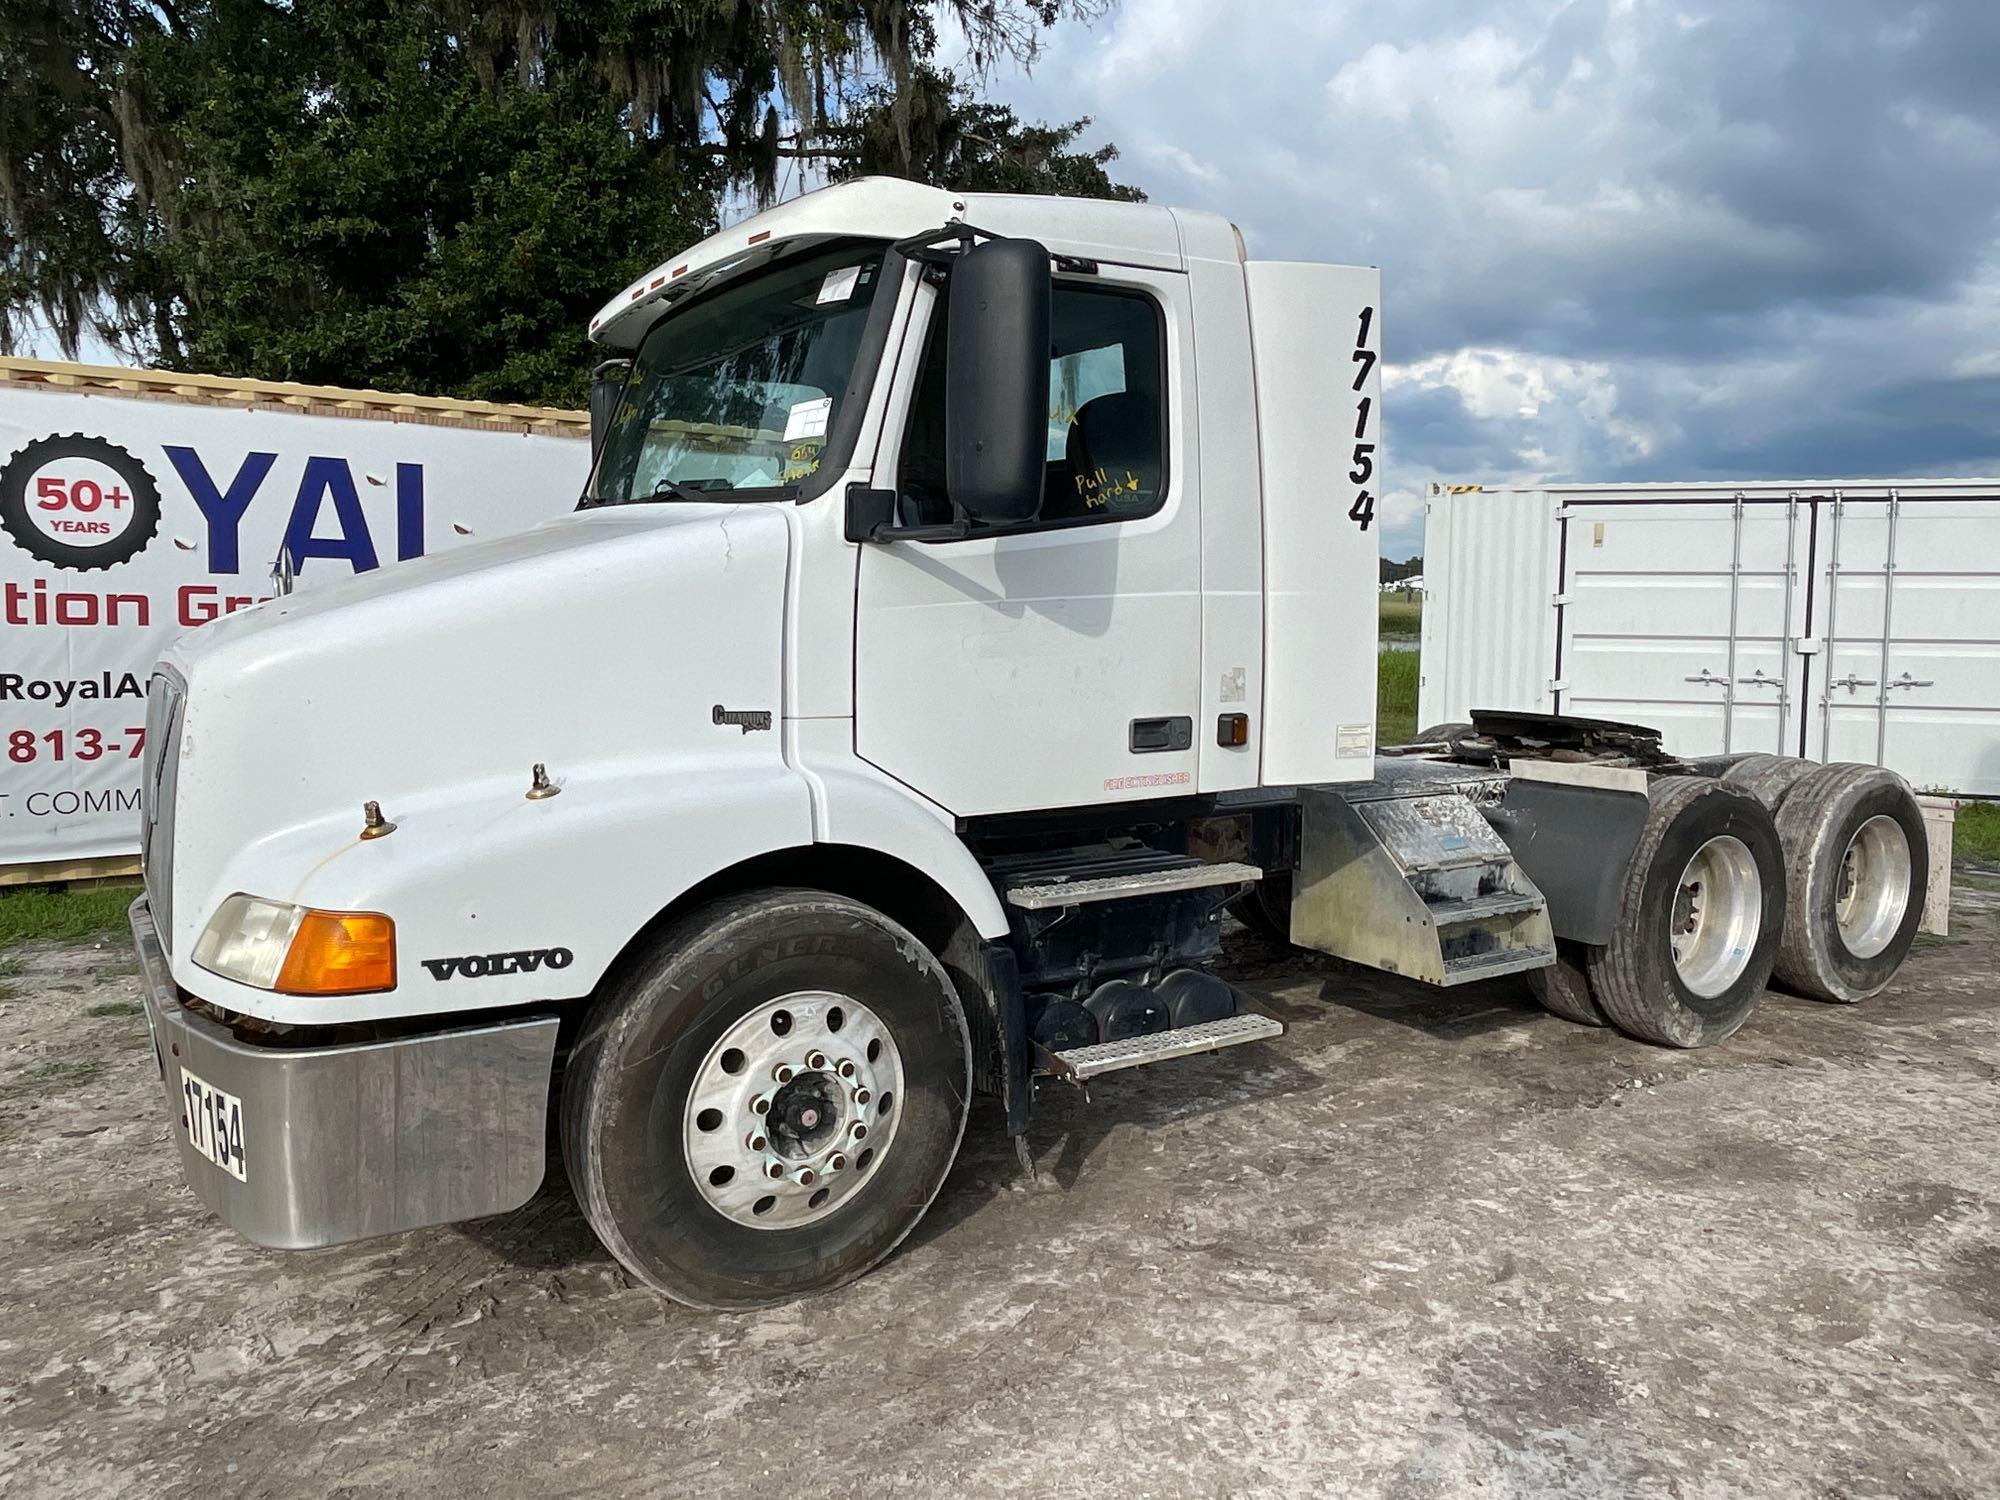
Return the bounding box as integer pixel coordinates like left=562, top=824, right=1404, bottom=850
left=562, top=890, right=971, bottom=1309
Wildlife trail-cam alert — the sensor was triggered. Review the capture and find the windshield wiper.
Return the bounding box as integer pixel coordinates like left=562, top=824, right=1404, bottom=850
left=648, top=477, right=729, bottom=503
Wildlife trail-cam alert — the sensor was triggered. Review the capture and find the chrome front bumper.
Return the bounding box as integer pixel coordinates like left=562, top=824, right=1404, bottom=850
left=129, top=896, right=560, bottom=1249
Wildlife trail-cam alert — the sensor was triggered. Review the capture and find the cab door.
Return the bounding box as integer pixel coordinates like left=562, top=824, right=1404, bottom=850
left=852, top=266, right=1201, bottom=817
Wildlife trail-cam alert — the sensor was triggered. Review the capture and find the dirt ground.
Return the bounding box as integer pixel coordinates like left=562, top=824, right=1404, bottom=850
left=4, top=880, right=1998, bottom=1500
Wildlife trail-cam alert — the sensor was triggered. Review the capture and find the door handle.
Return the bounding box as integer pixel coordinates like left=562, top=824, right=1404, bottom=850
left=1734, top=668, right=1781, bottom=688
left=1829, top=674, right=1876, bottom=693
left=1129, top=717, right=1193, bottom=753
left=1684, top=668, right=1728, bottom=687
left=1886, top=672, right=1934, bottom=690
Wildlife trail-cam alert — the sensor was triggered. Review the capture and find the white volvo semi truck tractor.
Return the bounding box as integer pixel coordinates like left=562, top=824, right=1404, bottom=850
left=129, top=179, right=1930, bottom=1309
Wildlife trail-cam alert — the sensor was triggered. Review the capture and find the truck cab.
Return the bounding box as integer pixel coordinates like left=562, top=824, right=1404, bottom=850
left=130, top=179, right=1930, bottom=1309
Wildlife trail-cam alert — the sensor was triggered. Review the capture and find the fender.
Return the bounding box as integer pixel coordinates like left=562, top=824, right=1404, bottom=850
left=789, top=718, right=1010, bottom=942
left=172, top=758, right=815, bottom=1025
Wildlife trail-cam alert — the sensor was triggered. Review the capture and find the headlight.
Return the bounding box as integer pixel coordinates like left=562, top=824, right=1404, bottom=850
left=193, top=894, right=396, bottom=995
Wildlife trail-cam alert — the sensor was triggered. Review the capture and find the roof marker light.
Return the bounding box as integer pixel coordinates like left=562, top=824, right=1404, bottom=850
left=671, top=264, right=689, bottom=278
left=650, top=276, right=665, bottom=289
left=748, top=230, right=772, bottom=245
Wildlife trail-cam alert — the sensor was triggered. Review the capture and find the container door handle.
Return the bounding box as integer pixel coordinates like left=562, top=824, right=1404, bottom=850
left=1829, top=673, right=1876, bottom=693
left=1684, top=668, right=1728, bottom=688
left=1886, top=672, right=1934, bottom=690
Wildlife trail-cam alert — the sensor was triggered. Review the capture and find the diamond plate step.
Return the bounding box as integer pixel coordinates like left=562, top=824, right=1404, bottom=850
left=1006, top=861, right=1263, bottom=910
left=1426, top=891, right=1546, bottom=926
left=1439, top=945, right=1557, bottom=987
left=1044, top=1012, right=1285, bottom=1080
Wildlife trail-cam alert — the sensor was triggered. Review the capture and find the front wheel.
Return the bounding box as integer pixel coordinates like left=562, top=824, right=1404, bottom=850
left=562, top=890, right=971, bottom=1309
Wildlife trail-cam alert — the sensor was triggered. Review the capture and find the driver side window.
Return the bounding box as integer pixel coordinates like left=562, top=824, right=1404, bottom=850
left=896, top=281, right=1168, bottom=531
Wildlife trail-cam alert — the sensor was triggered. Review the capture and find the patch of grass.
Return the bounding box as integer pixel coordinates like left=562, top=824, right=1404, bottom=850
left=1954, top=800, right=2000, bottom=864
left=1378, top=646, right=1420, bottom=746
left=1379, top=594, right=1423, bottom=639
left=85, top=1000, right=145, bottom=1018
left=0, top=1056, right=106, bottom=1101
left=0, top=881, right=140, bottom=951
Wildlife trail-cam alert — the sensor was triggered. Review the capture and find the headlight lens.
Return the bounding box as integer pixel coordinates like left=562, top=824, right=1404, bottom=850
left=193, top=895, right=396, bottom=995
left=193, top=895, right=305, bottom=989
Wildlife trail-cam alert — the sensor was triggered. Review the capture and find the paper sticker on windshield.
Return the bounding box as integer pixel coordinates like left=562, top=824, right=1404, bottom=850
left=816, top=266, right=863, bottom=305
left=784, top=397, right=833, bottom=442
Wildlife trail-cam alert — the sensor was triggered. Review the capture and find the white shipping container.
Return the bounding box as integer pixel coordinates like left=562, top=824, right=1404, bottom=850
left=1421, top=481, right=2000, bottom=795
left=0, top=358, right=590, bottom=877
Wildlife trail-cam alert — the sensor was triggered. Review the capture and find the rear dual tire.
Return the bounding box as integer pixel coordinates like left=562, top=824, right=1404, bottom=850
left=1717, top=751, right=1818, bottom=812
left=1771, top=763, right=1927, bottom=1003
left=1225, top=870, right=1294, bottom=945
left=1527, top=940, right=1608, bottom=1028
left=1534, top=777, right=1785, bottom=1048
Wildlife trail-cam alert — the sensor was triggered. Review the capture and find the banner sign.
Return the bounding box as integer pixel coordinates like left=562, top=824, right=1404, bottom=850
left=1, top=374, right=589, bottom=870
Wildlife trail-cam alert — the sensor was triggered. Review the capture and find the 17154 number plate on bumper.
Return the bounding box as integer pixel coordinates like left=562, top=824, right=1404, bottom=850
left=179, top=1066, right=247, bottom=1181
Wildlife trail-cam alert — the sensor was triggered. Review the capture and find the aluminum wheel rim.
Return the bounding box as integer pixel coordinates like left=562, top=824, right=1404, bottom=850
left=1669, top=834, right=1762, bottom=999
left=683, top=991, right=905, bottom=1231
left=1835, top=814, right=1911, bottom=959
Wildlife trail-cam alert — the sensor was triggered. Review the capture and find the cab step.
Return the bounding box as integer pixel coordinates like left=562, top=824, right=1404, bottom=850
left=1041, top=1011, right=1286, bottom=1081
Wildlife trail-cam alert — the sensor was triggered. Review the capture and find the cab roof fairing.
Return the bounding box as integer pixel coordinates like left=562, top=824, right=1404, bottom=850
left=586, top=176, right=1208, bottom=350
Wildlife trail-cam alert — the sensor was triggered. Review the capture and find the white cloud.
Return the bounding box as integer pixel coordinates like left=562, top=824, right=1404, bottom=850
left=1326, top=27, right=1531, bottom=133
left=1089, top=0, right=1225, bottom=84
left=977, top=0, right=2000, bottom=556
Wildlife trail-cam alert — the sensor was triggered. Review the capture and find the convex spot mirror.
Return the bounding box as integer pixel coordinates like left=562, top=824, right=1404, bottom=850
left=946, top=237, right=1051, bottom=526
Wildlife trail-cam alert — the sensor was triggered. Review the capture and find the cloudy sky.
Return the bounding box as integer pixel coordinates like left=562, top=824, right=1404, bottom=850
left=965, top=0, right=2000, bottom=557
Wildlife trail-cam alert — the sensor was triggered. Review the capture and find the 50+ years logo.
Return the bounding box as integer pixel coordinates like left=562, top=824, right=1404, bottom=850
left=0, top=433, right=163, bottom=571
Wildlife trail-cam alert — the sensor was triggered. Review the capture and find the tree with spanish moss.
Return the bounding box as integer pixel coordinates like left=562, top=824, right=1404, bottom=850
left=0, top=0, right=1142, bottom=405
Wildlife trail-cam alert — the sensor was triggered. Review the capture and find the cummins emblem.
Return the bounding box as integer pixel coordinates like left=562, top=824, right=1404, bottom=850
left=421, top=947, right=574, bottom=981
left=712, top=705, right=773, bottom=734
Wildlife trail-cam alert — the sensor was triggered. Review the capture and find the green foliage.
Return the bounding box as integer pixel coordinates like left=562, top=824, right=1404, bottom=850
left=0, top=881, right=141, bottom=950
left=1, top=1, right=1139, bottom=406
left=826, top=67, right=1142, bottom=201
left=1379, top=596, right=1422, bottom=639
left=1955, top=801, right=2000, bottom=864
left=1377, top=647, right=1419, bottom=747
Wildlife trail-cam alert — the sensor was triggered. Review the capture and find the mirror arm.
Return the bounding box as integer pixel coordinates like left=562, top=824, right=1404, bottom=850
left=844, top=483, right=975, bottom=545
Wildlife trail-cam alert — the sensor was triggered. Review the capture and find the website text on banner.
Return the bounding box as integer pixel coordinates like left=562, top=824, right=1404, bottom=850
left=0, top=362, right=589, bottom=873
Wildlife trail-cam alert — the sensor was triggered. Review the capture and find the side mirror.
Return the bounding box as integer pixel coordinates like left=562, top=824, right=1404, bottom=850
left=588, top=359, right=631, bottom=457
left=946, top=237, right=1050, bottom=525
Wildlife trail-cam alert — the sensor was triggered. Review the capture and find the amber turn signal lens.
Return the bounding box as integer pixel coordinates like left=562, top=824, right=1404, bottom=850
left=275, top=910, right=396, bottom=995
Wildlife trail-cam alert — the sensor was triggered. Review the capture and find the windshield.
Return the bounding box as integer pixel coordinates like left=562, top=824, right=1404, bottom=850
left=585, top=241, right=889, bottom=505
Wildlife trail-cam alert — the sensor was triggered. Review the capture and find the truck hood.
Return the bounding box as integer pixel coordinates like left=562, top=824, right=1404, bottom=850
left=156, top=503, right=795, bottom=966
